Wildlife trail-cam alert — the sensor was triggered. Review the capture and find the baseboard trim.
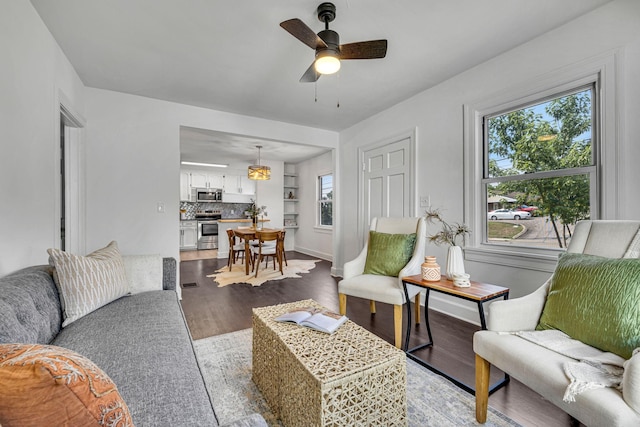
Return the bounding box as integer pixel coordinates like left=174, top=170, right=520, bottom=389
left=421, top=292, right=481, bottom=327
left=293, top=246, right=333, bottom=262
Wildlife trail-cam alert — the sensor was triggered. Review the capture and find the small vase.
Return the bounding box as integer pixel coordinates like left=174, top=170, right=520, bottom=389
left=421, top=256, right=441, bottom=282
left=446, top=246, right=465, bottom=280
left=252, top=216, right=258, bottom=228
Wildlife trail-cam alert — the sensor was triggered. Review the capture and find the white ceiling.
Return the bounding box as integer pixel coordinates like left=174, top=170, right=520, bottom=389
left=30, top=0, right=612, bottom=163
left=180, top=127, right=331, bottom=166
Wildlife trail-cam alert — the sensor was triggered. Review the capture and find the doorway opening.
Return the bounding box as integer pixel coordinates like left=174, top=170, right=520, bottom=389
left=59, top=103, right=86, bottom=254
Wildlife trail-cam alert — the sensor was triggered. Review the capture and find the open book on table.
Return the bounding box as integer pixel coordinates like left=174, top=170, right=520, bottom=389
left=275, top=307, right=348, bottom=334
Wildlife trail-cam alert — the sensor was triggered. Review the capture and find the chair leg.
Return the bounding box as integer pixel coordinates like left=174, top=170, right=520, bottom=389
left=369, top=300, right=376, bottom=314
left=254, top=254, right=261, bottom=277
left=227, top=252, right=232, bottom=269
left=475, top=354, right=490, bottom=423
left=339, top=293, right=347, bottom=316
left=393, top=304, right=402, bottom=348
left=414, top=294, right=421, bottom=324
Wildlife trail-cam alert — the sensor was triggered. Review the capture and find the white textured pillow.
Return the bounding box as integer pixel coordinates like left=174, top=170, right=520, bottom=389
left=48, top=241, right=128, bottom=327
left=122, top=254, right=163, bottom=294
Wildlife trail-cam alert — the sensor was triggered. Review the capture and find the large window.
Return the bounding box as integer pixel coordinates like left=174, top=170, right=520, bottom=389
left=464, top=54, right=619, bottom=272
left=318, top=174, right=333, bottom=227
left=484, top=86, right=596, bottom=249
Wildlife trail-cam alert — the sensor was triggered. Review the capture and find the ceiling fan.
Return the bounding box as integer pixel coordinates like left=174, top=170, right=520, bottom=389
left=280, top=2, right=387, bottom=83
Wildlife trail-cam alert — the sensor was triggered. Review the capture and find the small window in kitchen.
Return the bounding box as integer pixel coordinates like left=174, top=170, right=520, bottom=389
left=318, top=174, right=333, bottom=228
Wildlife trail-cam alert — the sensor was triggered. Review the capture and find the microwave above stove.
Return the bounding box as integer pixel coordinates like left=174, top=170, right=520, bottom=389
left=192, top=188, right=222, bottom=203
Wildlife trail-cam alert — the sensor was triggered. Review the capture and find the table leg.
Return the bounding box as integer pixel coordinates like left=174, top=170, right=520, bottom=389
left=402, top=283, right=433, bottom=353
left=403, top=287, right=510, bottom=395
left=244, top=237, right=251, bottom=275
left=477, top=301, right=488, bottom=330
left=424, top=289, right=434, bottom=346
left=402, top=281, right=412, bottom=352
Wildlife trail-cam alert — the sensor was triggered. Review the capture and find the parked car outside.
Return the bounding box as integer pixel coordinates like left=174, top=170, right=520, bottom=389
left=488, top=209, right=532, bottom=220
left=516, top=205, right=539, bottom=213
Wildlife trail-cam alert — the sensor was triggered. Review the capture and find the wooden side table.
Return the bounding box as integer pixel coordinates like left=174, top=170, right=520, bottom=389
left=401, top=274, right=510, bottom=395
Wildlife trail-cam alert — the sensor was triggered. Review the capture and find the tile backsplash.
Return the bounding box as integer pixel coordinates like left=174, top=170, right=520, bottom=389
left=179, top=202, right=251, bottom=220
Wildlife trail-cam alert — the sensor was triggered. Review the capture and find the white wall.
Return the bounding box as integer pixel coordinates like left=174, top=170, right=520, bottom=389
left=254, top=158, right=284, bottom=232
left=294, top=151, right=334, bottom=261
left=337, top=0, right=640, bottom=323
left=84, top=88, right=337, bottom=266
left=0, top=1, right=85, bottom=275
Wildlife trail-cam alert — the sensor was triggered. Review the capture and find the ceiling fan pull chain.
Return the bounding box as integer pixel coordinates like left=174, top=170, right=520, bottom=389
left=336, top=72, right=340, bottom=108
left=315, top=81, right=318, bottom=103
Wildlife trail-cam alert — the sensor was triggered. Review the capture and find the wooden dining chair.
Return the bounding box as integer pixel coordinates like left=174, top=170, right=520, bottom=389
left=280, top=230, right=288, bottom=267
left=226, top=229, right=246, bottom=268
left=251, top=230, right=283, bottom=278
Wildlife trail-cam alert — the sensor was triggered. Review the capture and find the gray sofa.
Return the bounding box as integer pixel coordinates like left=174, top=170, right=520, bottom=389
left=0, top=259, right=266, bottom=427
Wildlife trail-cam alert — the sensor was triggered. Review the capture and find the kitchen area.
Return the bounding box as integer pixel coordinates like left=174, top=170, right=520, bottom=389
left=179, top=126, right=334, bottom=263
left=179, top=163, right=297, bottom=260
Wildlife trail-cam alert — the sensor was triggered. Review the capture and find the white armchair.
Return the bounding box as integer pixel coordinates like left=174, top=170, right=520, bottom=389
left=474, top=220, right=640, bottom=426
left=338, top=217, right=426, bottom=348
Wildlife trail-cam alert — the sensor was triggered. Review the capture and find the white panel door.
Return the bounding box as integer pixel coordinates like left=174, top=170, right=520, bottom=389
left=361, top=137, right=412, bottom=239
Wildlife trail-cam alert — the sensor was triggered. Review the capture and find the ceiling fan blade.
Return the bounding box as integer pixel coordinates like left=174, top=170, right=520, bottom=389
left=339, top=40, right=388, bottom=60
left=300, top=62, right=320, bottom=83
left=280, top=19, right=328, bottom=50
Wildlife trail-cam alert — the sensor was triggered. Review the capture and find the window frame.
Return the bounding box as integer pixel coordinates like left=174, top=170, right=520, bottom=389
left=483, top=83, right=598, bottom=248
left=463, top=52, right=621, bottom=272
left=317, top=173, right=333, bottom=229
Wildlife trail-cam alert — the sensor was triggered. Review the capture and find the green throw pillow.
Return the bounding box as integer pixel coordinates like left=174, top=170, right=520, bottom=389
left=363, top=231, right=417, bottom=277
left=537, top=252, right=640, bottom=359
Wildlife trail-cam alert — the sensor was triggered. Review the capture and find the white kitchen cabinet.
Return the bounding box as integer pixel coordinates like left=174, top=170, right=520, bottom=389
left=207, top=174, right=224, bottom=189
left=180, top=221, right=198, bottom=250
left=181, top=170, right=225, bottom=191
left=180, top=172, right=192, bottom=201
left=240, top=175, right=255, bottom=195
left=224, top=175, right=241, bottom=193
left=189, top=172, right=208, bottom=189
left=223, top=174, right=255, bottom=195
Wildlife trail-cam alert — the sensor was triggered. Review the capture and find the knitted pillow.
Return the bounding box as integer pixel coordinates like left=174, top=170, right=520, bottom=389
left=48, top=241, right=128, bottom=327
left=0, top=343, right=133, bottom=426
left=537, top=252, right=640, bottom=359
left=363, top=231, right=417, bottom=277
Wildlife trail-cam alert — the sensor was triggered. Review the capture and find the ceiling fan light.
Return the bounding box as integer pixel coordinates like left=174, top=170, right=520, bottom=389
left=248, top=165, right=271, bottom=180
left=315, top=54, right=340, bottom=75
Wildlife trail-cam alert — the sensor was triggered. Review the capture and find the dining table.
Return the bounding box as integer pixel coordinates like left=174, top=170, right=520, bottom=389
left=232, top=227, right=283, bottom=275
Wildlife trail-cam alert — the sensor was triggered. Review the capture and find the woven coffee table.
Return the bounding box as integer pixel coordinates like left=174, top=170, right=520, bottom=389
left=252, top=300, right=407, bottom=427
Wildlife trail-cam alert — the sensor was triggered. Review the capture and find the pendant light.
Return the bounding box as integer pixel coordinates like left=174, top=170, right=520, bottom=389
left=248, top=145, right=271, bottom=180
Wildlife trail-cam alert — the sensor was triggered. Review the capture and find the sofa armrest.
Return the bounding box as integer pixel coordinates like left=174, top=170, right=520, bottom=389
left=623, top=349, right=640, bottom=413
left=487, top=279, right=551, bottom=332
left=396, top=239, right=426, bottom=291
left=162, top=257, right=177, bottom=291
left=343, top=245, right=369, bottom=280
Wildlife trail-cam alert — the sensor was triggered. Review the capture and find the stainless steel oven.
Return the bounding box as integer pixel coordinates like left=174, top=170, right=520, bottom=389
left=197, top=220, right=219, bottom=250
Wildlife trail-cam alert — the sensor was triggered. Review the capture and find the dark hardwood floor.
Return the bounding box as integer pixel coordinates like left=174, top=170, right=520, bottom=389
left=180, top=251, right=579, bottom=427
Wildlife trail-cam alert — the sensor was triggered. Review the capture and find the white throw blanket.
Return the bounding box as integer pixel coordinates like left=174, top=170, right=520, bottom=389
left=514, top=330, right=626, bottom=402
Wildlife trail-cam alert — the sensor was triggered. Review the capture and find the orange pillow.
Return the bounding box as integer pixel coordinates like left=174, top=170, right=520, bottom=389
left=0, top=343, right=134, bottom=427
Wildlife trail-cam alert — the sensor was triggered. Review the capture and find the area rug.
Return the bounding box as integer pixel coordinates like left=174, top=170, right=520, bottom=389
left=206, top=259, right=320, bottom=287
left=192, top=328, right=522, bottom=427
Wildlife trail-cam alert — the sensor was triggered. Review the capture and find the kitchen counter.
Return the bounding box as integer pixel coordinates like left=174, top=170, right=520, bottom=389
left=219, top=218, right=270, bottom=223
